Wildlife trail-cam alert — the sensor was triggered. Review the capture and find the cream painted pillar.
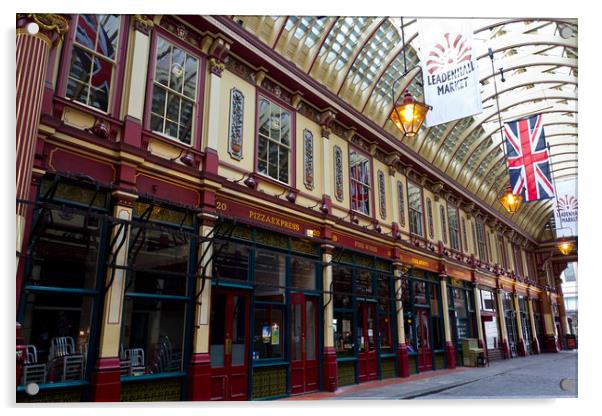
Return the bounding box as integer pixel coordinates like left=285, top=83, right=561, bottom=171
left=125, top=19, right=152, bottom=121
left=440, top=275, right=457, bottom=368
left=513, top=294, right=524, bottom=341
left=188, top=214, right=217, bottom=400
left=122, top=16, right=152, bottom=148
left=321, top=244, right=338, bottom=390
left=527, top=297, right=540, bottom=353
left=321, top=130, right=332, bottom=197
left=393, top=263, right=410, bottom=377
left=473, top=285, right=485, bottom=347
left=390, top=166, right=400, bottom=225
left=322, top=245, right=334, bottom=348
left=394, top=265, right=406, bottom=344
left=205, top=63, right=222, bottom=152
left=440, top=278, right=452, bottom=343
left=90, top=191, right=136, bottom=401
left=496, top=289, right=510, bottom=358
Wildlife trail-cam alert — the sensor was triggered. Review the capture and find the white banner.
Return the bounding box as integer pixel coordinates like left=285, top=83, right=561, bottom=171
left=554, top=178, right=578, bottom=237
left=418, top=19, right=483, bottom=127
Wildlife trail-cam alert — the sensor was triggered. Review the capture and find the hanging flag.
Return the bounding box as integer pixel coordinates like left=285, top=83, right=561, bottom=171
left=418, top=19, right=483, bottom=127
left=553, top=178, right=578, bottom=237
left=503, top=114, right=555, bottom=202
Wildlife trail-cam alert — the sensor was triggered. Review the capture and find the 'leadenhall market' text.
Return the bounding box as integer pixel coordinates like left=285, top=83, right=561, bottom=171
left=426, top=61, right=476, bottom=96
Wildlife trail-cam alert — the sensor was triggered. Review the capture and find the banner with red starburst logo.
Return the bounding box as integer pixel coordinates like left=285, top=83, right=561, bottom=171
left=554, top=178, right=578, bottom=237
left=418, top=19, right=483, bottom=127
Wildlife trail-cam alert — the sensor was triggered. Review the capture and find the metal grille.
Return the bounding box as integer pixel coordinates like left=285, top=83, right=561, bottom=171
left=252, top=366, right=287, bottom=399
left=120, top=378, right=182, bottom=402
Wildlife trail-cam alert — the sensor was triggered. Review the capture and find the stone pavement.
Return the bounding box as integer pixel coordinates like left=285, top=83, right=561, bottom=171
left=282, top=350, right=577, bottom=400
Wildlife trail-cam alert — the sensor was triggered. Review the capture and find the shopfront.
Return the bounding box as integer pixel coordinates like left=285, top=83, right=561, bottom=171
left=209, top=223, right=323, bottom=400
left=479, top=288, right=503, bottom=361
left=501, top=291, right=519, bottom=358
left=447, top=280, right=477, bottom=366
left=532, top=298, right=545, bottom=347
left=401, top=270, right=445, bottom=373
left=332, top=252, right=396, bottom=386
left=518, top=296, right=533, bottom=354
left=17, top=176, right=112, bottom=402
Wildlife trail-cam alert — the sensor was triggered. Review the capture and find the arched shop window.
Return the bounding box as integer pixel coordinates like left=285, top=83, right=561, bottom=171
left=119, top=202, right=196, bottom=377
left=18, top=176, right=110, bottom=386
left=66, top=14, right=123, bottom=112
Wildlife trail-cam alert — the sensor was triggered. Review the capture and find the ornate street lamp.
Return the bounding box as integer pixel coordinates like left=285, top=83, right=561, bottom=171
left=388, top=17, right=431, bottom=139
left=557, top=239, right=574, bottom=256
left=498, top=183, right=523, bottom=214
left=488, top=48, right=522, bottom=214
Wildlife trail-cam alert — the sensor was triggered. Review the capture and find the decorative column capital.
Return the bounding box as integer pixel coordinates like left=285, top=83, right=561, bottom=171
left=208, top=57, right=226, bottom=77
left=111, top=190, right=138, bottom=208
left=17, top=14, right=69, bottom=46
left=320, top=244, right=336, bottom=255
left=319, top=109, right=336, bottom=139
left=133, top=14, right=155, bottom=35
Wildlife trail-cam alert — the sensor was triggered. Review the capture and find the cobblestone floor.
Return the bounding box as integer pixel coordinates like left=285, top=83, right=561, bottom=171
left=282, top=350, right=577, bottom=400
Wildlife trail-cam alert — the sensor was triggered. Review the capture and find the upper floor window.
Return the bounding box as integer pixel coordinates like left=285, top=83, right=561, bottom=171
left=426, top=198, right=434, bottom=239
left=440, top=205, right=448, bottom=244
left=349, top=150, right=371, bottom=215
left=497, top=235, right=508, bottom=269
left=150, top=37, right=199, bottom=145
left=397, top=181, right=406, bottom=227
left=471, top=222, right=478, bottom=255
left=513, top=244, right=524, bottom=276
left=447, top=205, right=460, bottom=251
left=461, top=217, right=468, bottom=250
left=257, top=97, right=291, bottom=184
left=475, top=222, right=488, bottom=262
left=66, top=15, right=121, bottom=112
left=408, top=182, right=423, bottom=237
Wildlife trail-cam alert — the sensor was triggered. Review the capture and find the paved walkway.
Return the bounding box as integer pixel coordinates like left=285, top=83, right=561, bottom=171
left=281, top=351, right=577, bottom=400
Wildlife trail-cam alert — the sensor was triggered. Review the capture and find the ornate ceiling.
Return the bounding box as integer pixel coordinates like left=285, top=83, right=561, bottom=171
left=232, top=16, right=578, bottom=241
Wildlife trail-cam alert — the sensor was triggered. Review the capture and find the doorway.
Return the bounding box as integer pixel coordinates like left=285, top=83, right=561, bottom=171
left=357, top=302, right=378, bottom=382
left=416, top=308, right=432, bottom=372
left=290, top=293, right=319, bottom=394
left=209, top=289, right=250, bottom=400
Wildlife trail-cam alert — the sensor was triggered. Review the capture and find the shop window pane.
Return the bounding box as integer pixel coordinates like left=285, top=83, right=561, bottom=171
left=291, top=257, right=316, bottom=290
left=121, top=298, right=185, bottom=375
left=128, top=227, right=190, bottom=297
left=429, top=283, right=440, bottom=317
left=413, top=280, right=427, bottom=305
left=253, top=307, right=284, bottom=360
left=334, top=311, right=354, bottom=357
left=20, top=293, right=93, bottom=384
left=431, top=316, right=444, bottom=350
left=209, top=292, right=226, bottom=368
left=333, top=266, right=353, bottom=308
left=453, top=288, right=467, bottom=318
left=356, top=270, right=373, bottom=297
left=377, top=275, right=391, bottom=313
left=306, top=300, right=316, bottom=360
left=231, top=295, right=246, bottom=366
left=404, top=313, right=416, bottom=350
left=213, top=241, right=250, bottom=281
left=27, top=210, right=102, bottom=290
left=255, top=250, right=285, bottom=302
left=379, top=314, right=393, bottom=352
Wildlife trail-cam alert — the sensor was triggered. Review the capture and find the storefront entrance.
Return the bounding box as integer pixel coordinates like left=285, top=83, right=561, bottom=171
left=209, top=289, right=250, bottom=400
left=357, top=302, right=378, bottom=382
left=416, top=308, right=432, bottom=372
left=290, top=293, right=319, bottom=395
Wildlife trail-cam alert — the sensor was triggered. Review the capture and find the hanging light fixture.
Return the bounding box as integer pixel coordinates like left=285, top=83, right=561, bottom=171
left=488, top=48, right=522, bottom=214
left=388, top=17, right=431, bottom=139
left=498, top=183, right=523, bottom=214
left=557, top=238, right=574, bottom=255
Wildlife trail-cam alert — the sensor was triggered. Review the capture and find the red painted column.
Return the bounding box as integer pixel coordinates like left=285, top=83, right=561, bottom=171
left=188, top=353, right=212, bottom=400
left=397, top=343, right=410, bottom=378
left=16, top=14, right=68, bottom=253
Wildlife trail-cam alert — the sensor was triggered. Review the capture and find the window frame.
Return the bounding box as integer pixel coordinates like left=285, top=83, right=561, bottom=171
left=57, top=14, right=129, bottom=116
left=407, top=181, right=425, bottom=238
left=348, top=145, right=374, bottom=218
left=143, top=27, right=206, bottom=151
left=254, top=92, right=296, bottom=188
left=475, top=222, right=488, bottom=262
left=447, top=204, right=461, bottom=252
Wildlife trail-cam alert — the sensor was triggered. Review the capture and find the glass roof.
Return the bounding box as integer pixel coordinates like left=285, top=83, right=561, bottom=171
left=234, top=16, right=578, bottom=240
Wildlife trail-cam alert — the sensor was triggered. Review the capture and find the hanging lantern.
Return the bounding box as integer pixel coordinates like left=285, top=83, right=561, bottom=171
left=498, top=183, right=522, bottom=214
left=389, top=90, right=431, bottom=138
left=557, top=239, right=574, bottom=255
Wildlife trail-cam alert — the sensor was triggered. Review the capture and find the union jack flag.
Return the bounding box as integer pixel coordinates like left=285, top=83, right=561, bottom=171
left=503, top=114, right=555, bottom=202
